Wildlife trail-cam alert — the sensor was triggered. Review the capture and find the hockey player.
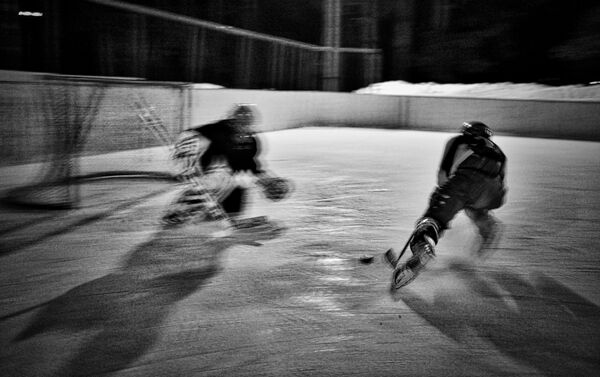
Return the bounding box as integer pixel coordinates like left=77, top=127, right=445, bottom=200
left=163, top=103, right=290, bottom=232
left=392, top=121, right=507, bottom=289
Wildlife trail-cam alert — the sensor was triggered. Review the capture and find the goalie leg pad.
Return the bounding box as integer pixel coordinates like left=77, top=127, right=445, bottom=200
left=166, top=186, right=227, bottom=223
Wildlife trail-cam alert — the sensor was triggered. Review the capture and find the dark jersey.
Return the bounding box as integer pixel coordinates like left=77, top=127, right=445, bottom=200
left=189, top=119, right=263, bottom=174
left=439, top=135, right=506, bottom=181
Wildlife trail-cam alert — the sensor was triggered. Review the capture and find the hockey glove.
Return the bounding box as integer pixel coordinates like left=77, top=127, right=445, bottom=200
left=258, top=176, right=291, bottom=201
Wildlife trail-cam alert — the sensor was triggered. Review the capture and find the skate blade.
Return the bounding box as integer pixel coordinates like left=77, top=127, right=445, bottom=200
left=391, top=267, right=416, bottom=290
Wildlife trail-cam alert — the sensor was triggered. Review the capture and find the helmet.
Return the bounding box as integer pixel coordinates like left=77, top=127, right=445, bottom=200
left=461, top=121, right=493, bottom=138
left=228, top=103, right=258, bottom=126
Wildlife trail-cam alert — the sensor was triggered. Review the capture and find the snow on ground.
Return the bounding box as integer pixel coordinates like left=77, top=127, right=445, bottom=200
left=355, top=80, right=600, bottom=100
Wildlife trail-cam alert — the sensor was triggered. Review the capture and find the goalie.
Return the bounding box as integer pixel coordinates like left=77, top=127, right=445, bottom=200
left=163, top=103, right=291, bottom=230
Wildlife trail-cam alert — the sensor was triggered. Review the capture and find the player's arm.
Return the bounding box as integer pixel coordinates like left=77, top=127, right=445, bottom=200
left=437, top=138, right=456, bottom=186
left=437, top=170, right=448, bottom=186
left=255, top=170, right=292, bottom=202
left=235, top=135, right=292, bottom=201
left=250, top=155, right=292, bottom=202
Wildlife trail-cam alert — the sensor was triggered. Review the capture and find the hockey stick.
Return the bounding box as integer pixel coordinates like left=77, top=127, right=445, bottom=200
left=384, top=232, right=415, bottom=268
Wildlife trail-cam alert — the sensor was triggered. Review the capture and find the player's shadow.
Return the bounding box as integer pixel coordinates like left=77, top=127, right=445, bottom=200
left=10, top=221, right=284, bottom=376
left=398, top=262, right=600, bottom=377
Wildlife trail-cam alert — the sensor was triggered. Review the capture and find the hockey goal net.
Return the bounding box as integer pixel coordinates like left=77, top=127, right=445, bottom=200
left=0, top=73, right=189, bottom=209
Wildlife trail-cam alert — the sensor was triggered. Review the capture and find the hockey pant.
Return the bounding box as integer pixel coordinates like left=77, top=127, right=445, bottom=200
left=416, top=169, right=505, bottom=245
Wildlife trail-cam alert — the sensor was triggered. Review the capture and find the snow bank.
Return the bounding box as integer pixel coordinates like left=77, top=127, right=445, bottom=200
left=354, top=81, right=600, bottom=101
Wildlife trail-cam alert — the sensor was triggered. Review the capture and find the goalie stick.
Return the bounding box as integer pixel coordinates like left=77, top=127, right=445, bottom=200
left=133, top=95, right=175, bottom=147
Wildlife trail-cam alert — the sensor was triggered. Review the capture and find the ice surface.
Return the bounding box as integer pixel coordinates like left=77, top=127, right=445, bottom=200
left=0, top=127, right=598, bottom=376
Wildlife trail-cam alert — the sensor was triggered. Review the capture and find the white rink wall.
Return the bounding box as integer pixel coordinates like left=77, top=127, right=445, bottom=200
left=1, top=71, right=600, bottom=171
left=190, top=87, right=600, bottom=141
left=189, top=88, right=403, bottom=131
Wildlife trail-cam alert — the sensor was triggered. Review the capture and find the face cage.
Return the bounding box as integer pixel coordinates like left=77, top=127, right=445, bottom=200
left=462, top=122, right=492, bottom=138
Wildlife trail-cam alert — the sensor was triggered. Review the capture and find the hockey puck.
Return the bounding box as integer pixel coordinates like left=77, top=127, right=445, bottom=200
left=359, top=255, right=375, bottom=264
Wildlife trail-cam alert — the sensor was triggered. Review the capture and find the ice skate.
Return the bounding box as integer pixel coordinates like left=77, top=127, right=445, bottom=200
left=391, top=237, right=435, bottom=290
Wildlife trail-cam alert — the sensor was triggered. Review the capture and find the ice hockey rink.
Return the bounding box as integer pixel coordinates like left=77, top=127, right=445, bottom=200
left=0, top=127, right=598, bottom=376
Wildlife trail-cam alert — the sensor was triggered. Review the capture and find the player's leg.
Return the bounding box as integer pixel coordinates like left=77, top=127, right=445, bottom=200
left=464, top=207, right=495, bottom=240
left=162, top=164, right=237, bottom=226
left=162, top=186, right=214, bottom=225
left=392, top=177, right=469, bottom=289
left=220, top=186, right=272, bottom=229
left=412, top=177, right=472, bottom=252
left=464, top=178, right=506, bottom=256
left=221, top=186, right=245, bottom=216
left=464, top=208, right=502, bottom=254
left=392, top=218, right=440, bottom=288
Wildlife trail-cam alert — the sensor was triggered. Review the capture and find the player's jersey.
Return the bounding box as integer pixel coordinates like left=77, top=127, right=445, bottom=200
left=188, top=119, right=263, bottom=174
left=438, top=135, right=506, bottom=183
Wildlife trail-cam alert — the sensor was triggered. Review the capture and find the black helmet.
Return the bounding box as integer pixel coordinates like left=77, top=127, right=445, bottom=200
left=228, top=103, right=258, bottom=126
left=461, top=121, right=493, bottom=138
